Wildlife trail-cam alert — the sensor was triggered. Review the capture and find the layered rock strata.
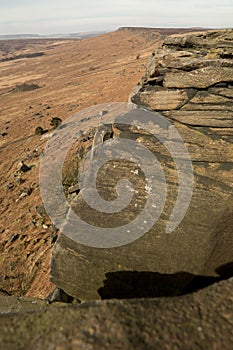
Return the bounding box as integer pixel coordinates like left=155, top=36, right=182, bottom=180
left=51, top=29, right=233, bottom=301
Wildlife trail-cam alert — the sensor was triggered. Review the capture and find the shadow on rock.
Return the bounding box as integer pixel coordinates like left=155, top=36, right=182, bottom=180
left=98, top=261, right=233, bottom=299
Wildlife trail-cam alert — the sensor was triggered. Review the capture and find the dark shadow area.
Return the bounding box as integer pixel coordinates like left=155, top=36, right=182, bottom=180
left=98, top=262, right=233, bottom=299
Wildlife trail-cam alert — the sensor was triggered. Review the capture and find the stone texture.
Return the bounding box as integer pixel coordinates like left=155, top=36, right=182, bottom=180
left=164, top=110, right=233, bottom=127
left=1, top=28, right=233, bottom=350
left=51, top=127, right=233, bottom=302
left=0, top=294, right=47, bottom=314
left=132, top=29, right=233, bottom=132
left=1, top=278, right=233, bottom=349
left=209, top=87, right=233, bottom=99
left=163, top=28, right=233, bottom=50
left=189, top=91, right=233, bottom=104
left=163, top=66, right=233, bottom=89
left=50, top=29, right=233, bottom=303
left=132, top=89, right=189, bottom=110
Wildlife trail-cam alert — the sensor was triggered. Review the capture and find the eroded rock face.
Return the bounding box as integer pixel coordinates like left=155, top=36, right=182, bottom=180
left=51, top=29, right=233, bottom=301
left=1, top=278, right=233, bottom=349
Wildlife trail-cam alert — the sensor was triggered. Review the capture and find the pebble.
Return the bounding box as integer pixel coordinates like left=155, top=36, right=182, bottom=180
left=8, top=233, right=19, bottom=243
left=19, top=192, right=28, bottom=199
left=6, top=183, right=14, bottom=190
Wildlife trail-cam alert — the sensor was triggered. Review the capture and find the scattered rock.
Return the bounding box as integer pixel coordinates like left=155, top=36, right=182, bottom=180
left=68, top=183, right=80, bottom=194
left=99, top=110, right=108, bottom=117
left=39, top=132, right=55, bottom=141
left=46, top=287, right=79, bottom=304
left=50, top=232, right=58, bottom=245
left=18, top=192, right=29, bottom=199
left=19, top=162, right=31, bottom=173
left=35, top=205, right=48, bottom=218
left=6, top=183, right=14, bottom=190
left=35, top=218, right=44, bottom=227
left=17, top=187, right=32, bottom=200
left=16, top=178, right=25, bottom=185
left=8, top=233, right=19, bottom=243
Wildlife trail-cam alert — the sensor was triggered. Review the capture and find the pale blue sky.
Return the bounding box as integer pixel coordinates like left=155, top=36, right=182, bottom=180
left=0, top=0, right=232, bottom=35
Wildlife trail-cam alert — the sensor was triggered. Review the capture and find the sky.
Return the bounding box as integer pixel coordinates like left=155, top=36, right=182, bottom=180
left=0, top=0, right=232, bottom=35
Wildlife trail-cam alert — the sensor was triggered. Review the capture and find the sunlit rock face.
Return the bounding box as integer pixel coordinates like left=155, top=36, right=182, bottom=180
left=51, top=29, right=233, bottom=301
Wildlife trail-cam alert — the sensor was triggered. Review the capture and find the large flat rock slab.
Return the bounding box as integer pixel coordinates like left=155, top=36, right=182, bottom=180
left=0, top=278, right=233, bottom=349
left=163, top=66, right=233, bottom=89
left=133, top=89, right=189, bottom=110
left=164, top=110, right=233, bottom=127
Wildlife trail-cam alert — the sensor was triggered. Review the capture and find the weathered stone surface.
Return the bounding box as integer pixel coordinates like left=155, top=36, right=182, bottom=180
left=1, top=28, right=232, bottom=350
left=208, top=87, right=233, bottom=98
left=51, top=29, right=233, bottom=304
left=132, top=89, right=189, bottom=110
left=163, top=66, right=233, bottom=89
left=163, top=29, right=233, bottom=50
left=68, top=183, right=80, bottom=194
left=182, top=104, right=232, bottom=111
left=146, top=54, right=233, bottom=81
left=51, top=124, right=233, bottom=301
left=189, top=91, right=233, bottom=104
left=164, top=110, right=233, bottom=127
left=0, top=294, right=47, bottom=314
left=143, top=29, right=233, bottom=84
left=1, top=278, right=233, bottom=349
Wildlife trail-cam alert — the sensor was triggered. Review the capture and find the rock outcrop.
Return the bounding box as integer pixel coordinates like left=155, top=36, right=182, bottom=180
left=1, top=277, right=233, bottom=349
left=50, top=29, right=233, bottom=301
left=130, top=28, right=233, bottom=277
left=1, top=29, right=233, bottom=350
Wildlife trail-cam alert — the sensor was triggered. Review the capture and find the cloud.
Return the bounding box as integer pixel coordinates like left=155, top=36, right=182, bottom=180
left=0, top=0, right=232, bottom=34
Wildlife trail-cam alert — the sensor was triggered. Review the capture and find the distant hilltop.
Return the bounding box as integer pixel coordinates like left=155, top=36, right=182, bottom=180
left=0, top=31, right=107, bottom=41
left=0, top=28, right=215, bottom=41
left=0, top=27, right=215, bottom=41
left=119, top=26, right=212, bottom=35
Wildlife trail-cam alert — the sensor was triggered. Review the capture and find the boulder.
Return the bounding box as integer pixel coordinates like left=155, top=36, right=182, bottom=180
left=132, top=89, right=189, bottom=110
left=50, top=29, right=233, bottom=303
left=163, top=66, right=233, bottom=89
left=0, top=278, right=233, bottom=349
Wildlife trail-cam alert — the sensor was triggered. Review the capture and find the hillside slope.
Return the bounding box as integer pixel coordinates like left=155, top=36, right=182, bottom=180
left=0, top=29, right=162, bottom=297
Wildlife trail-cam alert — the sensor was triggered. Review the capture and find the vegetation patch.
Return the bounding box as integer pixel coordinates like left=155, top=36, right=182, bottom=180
left=50, top=117, right=62, bottom=129
left=1, top=52, right=45, bottom=62
left=12, top=83, right=41, bottom=93
left=35, top=126, right=47, bottom=135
